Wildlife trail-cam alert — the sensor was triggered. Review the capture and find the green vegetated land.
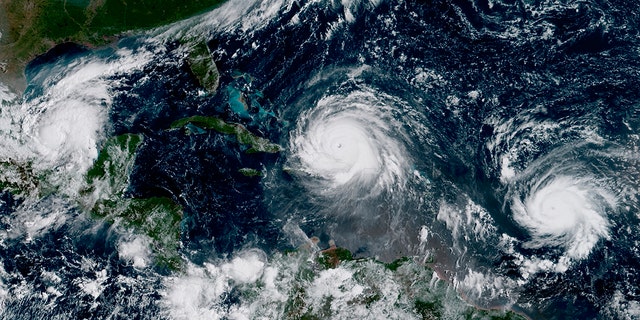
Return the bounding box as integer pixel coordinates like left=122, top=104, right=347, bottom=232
left=0, top=2, right=526, bottom=316
left=186, top=41, right=220, bottom=92
left=238, top=167, right=263, bottom=177
left=0, top=160, right=40, bottom=195
left=170, top=115, right=283, bottom=153
left=77, top=122, right=278, bottom=269
left=0, top=158, right=59, bottom=199
left=293, top=246, right=527, bottom=320
left=0, top=0, right=225, bottom=89
left=80, top=124, right=274, bottom=270
left=82, top=133, right=184, bottom=271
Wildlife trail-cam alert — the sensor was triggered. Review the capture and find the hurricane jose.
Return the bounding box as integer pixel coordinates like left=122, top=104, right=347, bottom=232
left=489, top=114, right=620, bottom=262
left=289, top=88, right=408, bottom=197
left=511, top=173, right=615, bottom=261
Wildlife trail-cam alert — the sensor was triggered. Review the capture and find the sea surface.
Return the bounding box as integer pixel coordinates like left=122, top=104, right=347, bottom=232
left=0, top=0, right=639, bottom=318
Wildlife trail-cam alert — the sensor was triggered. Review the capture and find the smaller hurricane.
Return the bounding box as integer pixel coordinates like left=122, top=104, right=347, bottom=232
left=289, top=88, right=408, bottom=197
left=0, top=46, right=155, bottom=199
left=511, top=172, right=616, bottom=260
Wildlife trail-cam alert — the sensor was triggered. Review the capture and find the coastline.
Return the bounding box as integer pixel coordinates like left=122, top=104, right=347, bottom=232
left=0, top=60, right=26, bottom=95
left=0, top=0, right=220, bottom=96
left=0, top=24, right=27, bottom=94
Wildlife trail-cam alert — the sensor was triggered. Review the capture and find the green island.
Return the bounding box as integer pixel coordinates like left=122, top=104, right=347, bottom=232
left=0, top=3, right=529, bottom=317
left=0, top=0, right=225, bottom=91
left=81, top=133, right=184, bottom=270
left=170, top=115, right=283, bottom=153
left=238, top=167, right=263, bottom=177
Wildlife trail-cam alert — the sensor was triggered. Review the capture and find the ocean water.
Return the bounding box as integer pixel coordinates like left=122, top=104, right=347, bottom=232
left=1, top=0, right=640, bottom=318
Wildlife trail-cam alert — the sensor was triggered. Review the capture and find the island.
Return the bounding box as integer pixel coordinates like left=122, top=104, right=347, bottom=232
left=0, top=2, right=531, bottom=318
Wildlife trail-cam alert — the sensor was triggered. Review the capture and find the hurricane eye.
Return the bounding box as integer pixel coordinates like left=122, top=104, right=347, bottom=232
left=511, top=174, right=615, bottom=260
left=288, top=90, right=409, bottom=196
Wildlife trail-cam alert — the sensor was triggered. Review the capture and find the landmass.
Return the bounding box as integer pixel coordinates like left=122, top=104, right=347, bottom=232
left=280, top=244, right=527, bottom=320
left=0, top=160, right=40, bottom=196
left=81, top=133, right=184, bottom=270
left=186, top=40, right=220, bottom=93
left=0, top=0, right=225, bottom=92
left=170, top=115, right=283, bottom=153
left=0, top=3, right=530, bottom=317
left=81, top=120, right=279, bottom=269
left=238, top=167, right=263, bottom=177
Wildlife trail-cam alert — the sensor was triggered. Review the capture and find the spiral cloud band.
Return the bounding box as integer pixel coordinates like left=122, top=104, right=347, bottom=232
left=511, top=173, right=616, bottom=259
left=289, top=88, right=409, bottom=197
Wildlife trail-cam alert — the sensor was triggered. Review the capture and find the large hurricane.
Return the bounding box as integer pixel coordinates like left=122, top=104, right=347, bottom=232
left=289, top=87, right=408, bottom=197
left=2, top=0, right=640, bottom=318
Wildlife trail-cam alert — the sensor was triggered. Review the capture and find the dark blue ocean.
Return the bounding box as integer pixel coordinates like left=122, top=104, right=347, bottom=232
left=1, top=0, right=639, bottom=318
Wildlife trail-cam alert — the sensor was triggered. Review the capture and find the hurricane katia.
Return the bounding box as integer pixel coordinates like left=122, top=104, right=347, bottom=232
left=289, top=87, right=408, bottom=197
left=511, top=172, right=616, bottom=260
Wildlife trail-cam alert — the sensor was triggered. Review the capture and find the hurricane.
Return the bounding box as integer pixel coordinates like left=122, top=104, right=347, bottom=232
left=289, top=87, right=408, bottom=197
left=510, top=171, right=615, bottom=260
left=2, top=0, right=640, bottom=318
left=265, top=70, right=431, bottom=260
